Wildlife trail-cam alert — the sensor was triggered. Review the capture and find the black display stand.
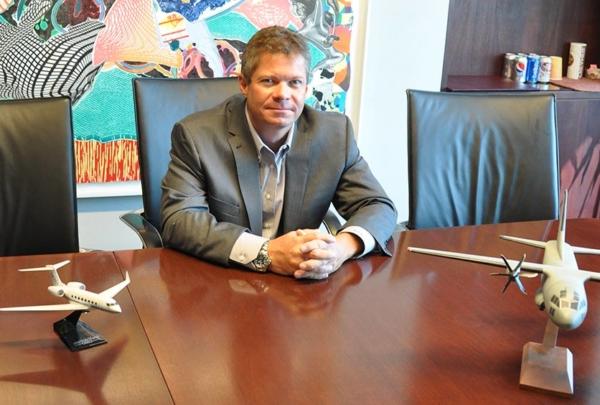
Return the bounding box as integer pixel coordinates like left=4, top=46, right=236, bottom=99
left=53, top=310, right=107, bottom=351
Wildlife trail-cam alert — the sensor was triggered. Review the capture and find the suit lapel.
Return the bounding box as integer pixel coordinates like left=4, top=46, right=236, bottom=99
left=282, top=116, right=311, bottom=232
left=226, top=100, right=262, bottom=235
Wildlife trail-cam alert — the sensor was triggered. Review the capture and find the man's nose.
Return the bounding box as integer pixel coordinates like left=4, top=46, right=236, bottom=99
left=273, top=82, right=291, bottom=99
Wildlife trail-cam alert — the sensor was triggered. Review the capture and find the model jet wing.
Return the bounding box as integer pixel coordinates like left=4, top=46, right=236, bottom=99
left=407, top=247, right=553, bottom=277
left=573, top=246, right=600, bottom=255
left=0, top=303, right=90, bottom=312
left=578, top=270, right=600, bottom=282
left=99, top=272, right=130, bottom=298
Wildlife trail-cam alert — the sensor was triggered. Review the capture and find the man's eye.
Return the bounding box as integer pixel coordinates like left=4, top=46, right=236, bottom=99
left=290, top=79, right=304, bottom=87
left=261, top=78, right=274, bottom=85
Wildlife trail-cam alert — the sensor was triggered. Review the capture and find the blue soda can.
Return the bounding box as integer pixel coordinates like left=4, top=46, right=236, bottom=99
left=526, top=54, right=540, bottom=84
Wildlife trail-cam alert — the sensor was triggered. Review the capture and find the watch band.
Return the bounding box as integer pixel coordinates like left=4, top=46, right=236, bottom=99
left=251, top=241, right=271, bottom=272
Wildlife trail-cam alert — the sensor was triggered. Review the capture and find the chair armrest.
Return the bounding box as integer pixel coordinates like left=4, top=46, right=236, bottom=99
left=322, top=208, right=343, bottom=235
left=396, top=221, right=410, bottom=232
left=121, top=207, right=340, bottom=248
left=119, top=212, right=164, bottom=248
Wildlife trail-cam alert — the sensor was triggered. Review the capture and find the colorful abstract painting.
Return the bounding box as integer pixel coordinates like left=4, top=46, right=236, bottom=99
left=0, top=0, right=354, bottom=184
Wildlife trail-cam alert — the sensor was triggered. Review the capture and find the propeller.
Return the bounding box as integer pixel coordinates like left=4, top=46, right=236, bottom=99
left=490, top=254, right=527, bottom=294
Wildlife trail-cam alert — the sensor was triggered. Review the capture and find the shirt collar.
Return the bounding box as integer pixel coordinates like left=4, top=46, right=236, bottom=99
left=245, top=105, right=294, bottom=158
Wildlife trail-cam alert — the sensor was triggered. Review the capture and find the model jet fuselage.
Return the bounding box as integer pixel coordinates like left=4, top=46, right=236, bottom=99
left=541, top=273, right=587, bottom=330
left=533, top=241, right=588, bottom=329
left=47, top=284, right=123, bottom=313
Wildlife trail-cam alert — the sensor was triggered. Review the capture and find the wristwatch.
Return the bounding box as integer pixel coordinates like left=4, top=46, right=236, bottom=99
left=251, top=241, right=271, bottom=272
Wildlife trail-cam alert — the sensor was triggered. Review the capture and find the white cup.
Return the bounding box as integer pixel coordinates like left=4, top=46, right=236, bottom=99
left=567, top=42, right=587, bottom=79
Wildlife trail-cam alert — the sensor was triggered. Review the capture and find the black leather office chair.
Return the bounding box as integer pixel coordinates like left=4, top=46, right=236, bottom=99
left=0, top=97, right=79, bottom=256
left=122, top=77, right=341, bottom=248
left=121, top=77, right=241, bottom=247
left=406, top=90, right=560, bottom=229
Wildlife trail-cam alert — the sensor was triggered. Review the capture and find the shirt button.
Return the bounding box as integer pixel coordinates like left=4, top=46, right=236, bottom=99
left=239, top=254, right=246, bottom=260
left=266, top=193, right=271, bottom=200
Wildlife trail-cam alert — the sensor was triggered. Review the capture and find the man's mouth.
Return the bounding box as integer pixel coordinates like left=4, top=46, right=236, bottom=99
left=267, top=109, right=294, bottom=116
left=266, top=104, right=293, bottom=111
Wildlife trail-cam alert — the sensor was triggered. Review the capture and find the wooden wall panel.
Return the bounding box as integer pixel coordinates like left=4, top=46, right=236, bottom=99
left=442, top=0, right=600, bottom=86
left=556, top=95, right=600, bottom=218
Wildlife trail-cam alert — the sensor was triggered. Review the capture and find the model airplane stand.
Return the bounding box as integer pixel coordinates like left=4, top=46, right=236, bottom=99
left=520, top=319, right=573, bottom=396
left=53, top=310, right=107, bottom=351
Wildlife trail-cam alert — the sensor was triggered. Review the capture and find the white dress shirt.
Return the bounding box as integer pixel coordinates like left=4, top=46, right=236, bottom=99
left=229, top=107, right=375, bottom=268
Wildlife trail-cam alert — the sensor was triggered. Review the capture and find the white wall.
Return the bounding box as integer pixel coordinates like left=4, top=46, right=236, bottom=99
left=77, top=0, right=451, bottom=249
left=78, top=195, right=143, bottom=250
left=356, top=0, right=449, bottom=221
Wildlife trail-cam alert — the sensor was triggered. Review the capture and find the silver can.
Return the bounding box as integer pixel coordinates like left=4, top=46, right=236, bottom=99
left=503, top=53, right=516, bottom=79
left=538, top=56, right=552, bottom=83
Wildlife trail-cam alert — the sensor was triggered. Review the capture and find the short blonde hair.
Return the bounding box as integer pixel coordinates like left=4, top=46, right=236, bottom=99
left=241, top=26, right=311, bottom=83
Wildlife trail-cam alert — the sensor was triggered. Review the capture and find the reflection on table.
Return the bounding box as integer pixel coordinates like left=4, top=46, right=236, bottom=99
left=1, top=220, right=598, bottom=403
left=115, top=219, right=600, bottom=404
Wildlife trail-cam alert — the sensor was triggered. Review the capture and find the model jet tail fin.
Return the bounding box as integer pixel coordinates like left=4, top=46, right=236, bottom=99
left=556, top=190, right=568, bottom=260
left=556, top=190, right=600, bottom=256
left=18, top=260, right=70, bottom=286
left=502, top=191, right=599, bottom=257
left=499, top=235, right=547, bottom=249
left=18, top=260, right=70, bottom=272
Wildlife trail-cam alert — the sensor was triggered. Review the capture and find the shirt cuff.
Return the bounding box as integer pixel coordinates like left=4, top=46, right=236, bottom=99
left=230, top=232, right=268, bottom=267
left=340, top=226, right=375, bottom=258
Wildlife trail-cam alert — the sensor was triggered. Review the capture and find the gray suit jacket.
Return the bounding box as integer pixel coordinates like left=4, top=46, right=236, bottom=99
left=161, top=94, right=397, bottom=266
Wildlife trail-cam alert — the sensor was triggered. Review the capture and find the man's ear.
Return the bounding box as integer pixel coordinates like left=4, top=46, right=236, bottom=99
left=238, top=75, right=248, bottom=96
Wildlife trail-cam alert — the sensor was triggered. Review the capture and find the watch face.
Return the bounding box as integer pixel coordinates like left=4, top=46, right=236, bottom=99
left=254, top=261, right=268, bottom=272
left=253, top=258, right=268, bottom=272
left=253, top=242, right=271, bottom=272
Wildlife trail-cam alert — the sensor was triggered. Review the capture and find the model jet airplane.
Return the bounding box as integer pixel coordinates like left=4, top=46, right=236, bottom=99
left=0, top=260, right=130, bottom=314
left=409, top=190, right=600, bottom=330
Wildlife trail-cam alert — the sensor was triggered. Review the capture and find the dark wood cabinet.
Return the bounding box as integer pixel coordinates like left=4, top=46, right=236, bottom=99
left=442, top=0, right=600, bottom=86
left=442, top=0, right=600, bottom=218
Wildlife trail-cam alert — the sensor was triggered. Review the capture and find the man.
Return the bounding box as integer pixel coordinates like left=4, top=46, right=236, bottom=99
left=161, top=26, right=396, bottom=280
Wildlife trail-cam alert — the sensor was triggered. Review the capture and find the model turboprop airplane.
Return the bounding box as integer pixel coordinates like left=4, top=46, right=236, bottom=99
left=409, top=191, right=600, bottom=330
left=0, top=260, right=130, bottom=314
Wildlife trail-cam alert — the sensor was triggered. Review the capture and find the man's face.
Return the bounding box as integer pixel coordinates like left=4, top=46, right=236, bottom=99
left=239, top=52, right=309, bottom=139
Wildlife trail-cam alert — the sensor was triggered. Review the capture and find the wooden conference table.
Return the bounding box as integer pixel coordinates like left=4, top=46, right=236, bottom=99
left=0, top=219, right=599, bottom=404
